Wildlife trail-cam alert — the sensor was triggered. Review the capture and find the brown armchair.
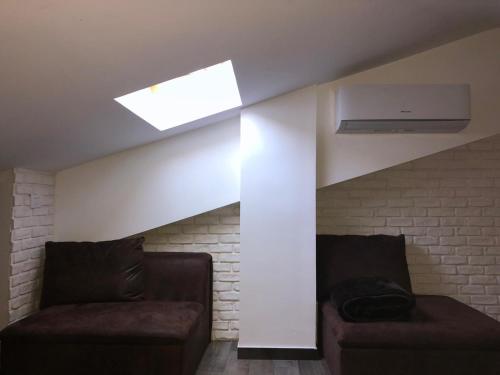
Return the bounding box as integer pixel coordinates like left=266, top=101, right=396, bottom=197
left=317, top=234, right=500, bottom=375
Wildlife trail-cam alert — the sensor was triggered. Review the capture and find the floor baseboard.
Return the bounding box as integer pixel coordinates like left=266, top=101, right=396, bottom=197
left=237, top=346, right=320, bottom=360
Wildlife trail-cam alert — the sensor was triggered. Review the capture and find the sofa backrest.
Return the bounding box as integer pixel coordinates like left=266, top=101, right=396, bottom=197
left=316, top=234, right=412, bottom=302
left=143, top=251, right=212, bottom=303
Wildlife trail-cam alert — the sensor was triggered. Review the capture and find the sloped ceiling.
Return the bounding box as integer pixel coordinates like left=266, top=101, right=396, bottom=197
left=1, top=0, right=499, bottom=171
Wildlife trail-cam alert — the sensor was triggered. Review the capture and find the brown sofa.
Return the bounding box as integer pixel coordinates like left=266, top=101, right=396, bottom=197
left=0, top=251, right=212, bottom=375
left=317, top=234, right=500, bottom=375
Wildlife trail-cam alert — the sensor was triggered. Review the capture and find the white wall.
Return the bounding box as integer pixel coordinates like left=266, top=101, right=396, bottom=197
left=317, top=28, right=500, bottom=188
left=55, top=117, right=240, bottom=241
left=0, top=170, right=13, bottom=329
left=239, top=87, right=317, bottom=349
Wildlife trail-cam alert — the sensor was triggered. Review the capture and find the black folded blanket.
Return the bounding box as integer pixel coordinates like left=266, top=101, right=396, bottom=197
left=330, top=277, right=415, bottom=322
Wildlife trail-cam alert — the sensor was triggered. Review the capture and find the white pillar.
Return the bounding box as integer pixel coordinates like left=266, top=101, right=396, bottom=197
left=239, top=86, right=317, bottom=349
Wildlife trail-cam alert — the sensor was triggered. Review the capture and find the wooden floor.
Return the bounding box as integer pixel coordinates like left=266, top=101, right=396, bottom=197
left=196, top=341, right=330, bottom=375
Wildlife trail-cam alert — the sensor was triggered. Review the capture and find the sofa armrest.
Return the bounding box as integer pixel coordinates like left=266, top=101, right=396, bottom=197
left=142, top=252, right=213, bottom=333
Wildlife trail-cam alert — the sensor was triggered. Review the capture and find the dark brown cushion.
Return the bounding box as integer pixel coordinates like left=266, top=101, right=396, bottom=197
left=317, top=234, right=412, bottom=301
left=0, top=301, right=203, bottom=345
left=322, top=295, right=500, bottom=350
left=40, top=238, right=145, bottom=308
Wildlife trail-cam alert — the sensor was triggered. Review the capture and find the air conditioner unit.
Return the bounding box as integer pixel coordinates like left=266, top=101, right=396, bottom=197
left=336, top=84, right=470, bottom=133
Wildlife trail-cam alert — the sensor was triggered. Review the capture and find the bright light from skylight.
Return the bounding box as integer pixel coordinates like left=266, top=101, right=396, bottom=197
left=114, top=60, right=242, bottom=131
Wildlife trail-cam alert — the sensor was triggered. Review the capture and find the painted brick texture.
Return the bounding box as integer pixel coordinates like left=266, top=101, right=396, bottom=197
left=317, top=134, right=500, bottom=321
left=141, top=204, right=240, bottom=340
left=9, top=169, right=55, bottom=322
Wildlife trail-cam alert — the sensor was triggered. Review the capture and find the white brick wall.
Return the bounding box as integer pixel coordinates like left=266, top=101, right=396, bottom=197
left=9, top=169, right=55, bottom=322
left=140, top=204, right=240, bottom=340
left=318, top=134, right=500, bottom=321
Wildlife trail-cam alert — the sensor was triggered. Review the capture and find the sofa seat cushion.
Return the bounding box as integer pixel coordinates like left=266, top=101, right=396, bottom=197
left=0, top=301, right=203, bottom=345
left=322, top=295, right=500, bottom=350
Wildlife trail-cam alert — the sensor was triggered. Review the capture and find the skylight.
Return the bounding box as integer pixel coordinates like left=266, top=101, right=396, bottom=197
left=115, top=60, right=242, bottom=131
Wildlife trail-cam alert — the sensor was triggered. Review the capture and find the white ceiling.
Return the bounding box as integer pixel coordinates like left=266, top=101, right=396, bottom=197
left=1, top=0, right=499, bottom=171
